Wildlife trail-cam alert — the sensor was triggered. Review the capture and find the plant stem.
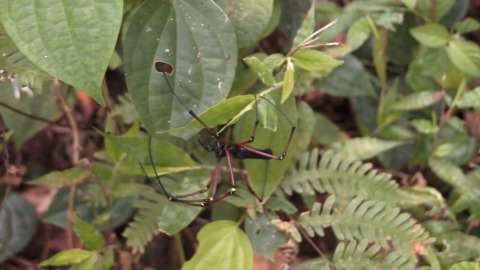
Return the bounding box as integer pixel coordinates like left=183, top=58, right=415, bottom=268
left=57, top=84, right=82, bottom=248
left=174, top=233, right=186, bottom=266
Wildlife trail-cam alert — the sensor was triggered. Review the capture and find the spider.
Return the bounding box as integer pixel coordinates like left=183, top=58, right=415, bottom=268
left=148, top=61, right=295, bottom=207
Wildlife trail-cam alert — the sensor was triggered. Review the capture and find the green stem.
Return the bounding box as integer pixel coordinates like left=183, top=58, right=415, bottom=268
left=174, top=233, right=186, bottom=266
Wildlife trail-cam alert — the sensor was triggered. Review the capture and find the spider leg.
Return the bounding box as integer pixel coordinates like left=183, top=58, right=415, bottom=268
left=232, top=158, right=264, bottom=202
left=162, top=72, right=217, bottom=136
left=256, top=96, right=296, bottom=160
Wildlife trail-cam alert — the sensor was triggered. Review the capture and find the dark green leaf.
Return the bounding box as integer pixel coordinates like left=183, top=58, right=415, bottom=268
left=38, top=249, right=93, bottom=267
left=292, top=1, right=315, bottom=49
left=0, top=0, right=123, bottom=105
left=316, top=55, right=377, bottom=98
left=215, top=0, right=273, bottom=53
left=74, top=215, right=105, bottom=251
left=0, top=192, right=37, bottom=264
left=124, top=0, right=237, bottom=134
left=245, top=212, right=287, bottom=260
left=28, top=167, right=90, bottom=188
left=0, top=82, right=60, bottom=149
left=182, top=221, right=253, bottom=270
left=410, top=24, right=451, bottom=47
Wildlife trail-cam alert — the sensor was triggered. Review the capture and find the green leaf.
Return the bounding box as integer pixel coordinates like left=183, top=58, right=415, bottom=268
left=74, top=215, right=105, bottom=251
left=316, top=55, right=377, bottom=98
left=71, top=254, right=97, bottom=270
left=234, top=91, right=296, bottom=200
left=182, top=221, right=253, bottom=270
left=390, top=90, right=445, bottom=111
left=124, top=0, right=237, bottom=134
left=39, top=249, right=93, bottom=267
left=446, top=40, right=480, bottom=76
left=215, top=0, right=273, bottom=53
left=345, top=17, right=372, bottom=53
left=410, top=23, right=451, bottom=48
left=0, top=25, right=52, bottom=92
left=373, top=28, right=387, bottom=86
left=0, top=0, right=123, bottom=105
left=100, top=133, right=193, bottom=167
left=0, top=82, right=60, bottom=149
left=331, top=138, right=405, bottom=161
left=245, top=212, right=287, bottom=260
left=168, top=95, right=256, bottom=135
left=402, top=0, right=417, bottom=10
left=449, top=261, right=478, bottom=270
left=456, top=86, right=480, bottom=109
left=292, top=1, right=315, bottom=49
left=416, top=0, right=454, bottom=21
left=29, top=167, right=91, bottom=188
left=243, top=56, right=276, bottom=86
left=410, top=119, right=438, bottom=134
left=0, top=192, right=37, bottom=264
left=453, top=17, right=480, bottom=34
left=282, top=58, right=295, bottom=103
left=292, top=49, right=343, bottom=74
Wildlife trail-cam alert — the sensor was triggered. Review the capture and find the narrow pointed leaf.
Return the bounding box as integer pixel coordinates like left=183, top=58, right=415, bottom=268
left=282, top=58, right=295, bottom=103
left=182, top=221, right=253, bottom=270
left=331, top=138, right=405, bottom=161
left=74, top=215, right=105, bottom=251
left=39, top=249, right=93, bottom=267
left=292, top=49, right=343, bottom=74
left=243, top=56, right=275, bottom=86
left=29, top=167, right=91, bottom=188
left=124, top=0, right=237, bottom=134
left=390, top=90, right=445, bottom=111
left=0, top=0, right=123, bottom=105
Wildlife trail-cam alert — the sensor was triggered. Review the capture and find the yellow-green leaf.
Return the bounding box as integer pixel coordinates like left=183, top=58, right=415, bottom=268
left=39, top=249, right=93, bottom=267
left=29, top=167, right=90, bottom=188
left=281, top=58, right=295, bottom=104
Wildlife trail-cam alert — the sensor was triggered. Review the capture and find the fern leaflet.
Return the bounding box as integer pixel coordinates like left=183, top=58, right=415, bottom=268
left=281, top=149, right=400, bottom=204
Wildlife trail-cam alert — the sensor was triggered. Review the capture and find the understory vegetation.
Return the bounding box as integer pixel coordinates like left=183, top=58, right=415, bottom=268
left=0, top=0, right=480, bottom=269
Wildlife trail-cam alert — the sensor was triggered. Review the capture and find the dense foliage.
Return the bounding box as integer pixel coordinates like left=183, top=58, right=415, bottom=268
left=0, top=0, right=479, bottom=269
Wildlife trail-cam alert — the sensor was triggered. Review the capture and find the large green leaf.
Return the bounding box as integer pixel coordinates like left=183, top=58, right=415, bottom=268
left=215, top=0, right=273, bottom=53
left=0, top=192, right=37, bottom=264
left=182, top=220, right=253, bottom=270
left=38, top=249, right=93, bottom=267
left=0, top=0, right=123, bottom=105
left=124, top=0, right=237, bottom=134
left=74, top=215, right=105, bottom=251
left=245, top=212, right=287, bottom=259
left=0, top=82, right=60, bottom=149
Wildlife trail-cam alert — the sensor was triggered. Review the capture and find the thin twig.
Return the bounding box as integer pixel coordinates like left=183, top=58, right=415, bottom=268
left=56, top=84, right=82, bottom=248
left=0, top=101, right=67, bottom=127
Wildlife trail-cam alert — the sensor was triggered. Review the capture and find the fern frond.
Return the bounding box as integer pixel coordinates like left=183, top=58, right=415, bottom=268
left=123, top=192, right=167, bottom=253
left=429, top=157, right=480, bottom=213
left=298, top=196, right=432, bottom=260
left=281, top=149, right=400, bottom=204
left=332, top=240, right=413, bottom=270
left=0, top=26, right=52, bottom=92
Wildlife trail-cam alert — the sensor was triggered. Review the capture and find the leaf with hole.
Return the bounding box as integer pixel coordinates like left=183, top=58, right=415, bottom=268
left=124, top=0, right=237, bottom=134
